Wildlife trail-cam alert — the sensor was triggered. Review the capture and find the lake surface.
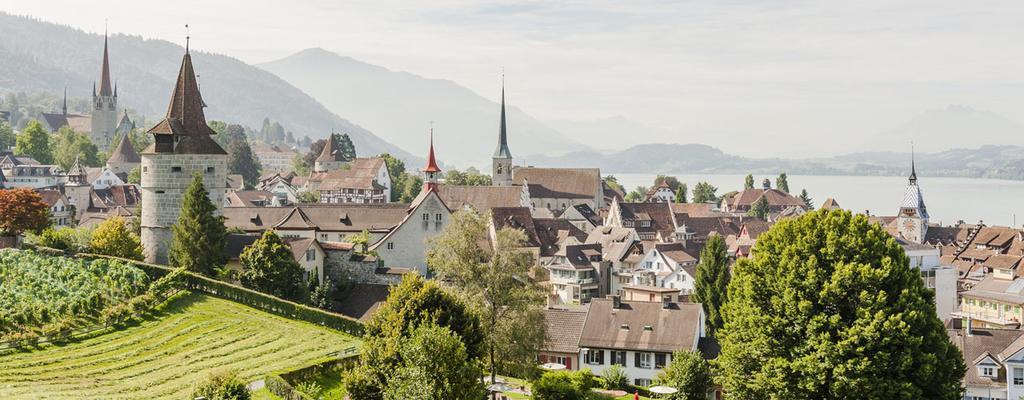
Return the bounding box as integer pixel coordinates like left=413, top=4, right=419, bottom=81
left=610, top=173, right=1024, bottom=227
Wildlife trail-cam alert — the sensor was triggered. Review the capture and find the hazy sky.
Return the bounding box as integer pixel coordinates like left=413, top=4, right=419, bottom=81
left=4, top=0, right=1024, bottom=157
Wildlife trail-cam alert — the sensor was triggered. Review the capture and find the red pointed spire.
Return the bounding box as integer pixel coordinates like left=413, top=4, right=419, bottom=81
left=98, top=31, right=113, bottom=97
left=423, top=127, right=441, bottom=174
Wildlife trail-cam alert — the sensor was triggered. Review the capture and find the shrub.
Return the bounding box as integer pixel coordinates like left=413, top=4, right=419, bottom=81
left=31, top=227, right=77, bottom=251
left=601, top=364, right=629, bottom=390
left=191, top=369, right=250, bottom=400
left=533, top=369, right=599, bottom=400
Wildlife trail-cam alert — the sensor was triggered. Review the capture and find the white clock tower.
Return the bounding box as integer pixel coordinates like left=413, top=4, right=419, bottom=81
left=897, top=155, right=929, bottom=244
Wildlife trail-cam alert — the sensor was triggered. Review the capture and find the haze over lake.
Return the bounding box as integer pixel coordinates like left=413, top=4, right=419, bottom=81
left=613, top=173, right=1024, bottom=227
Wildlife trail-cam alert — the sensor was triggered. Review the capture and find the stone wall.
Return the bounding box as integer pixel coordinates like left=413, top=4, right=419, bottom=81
left=324, top=249, right=404, bottom=286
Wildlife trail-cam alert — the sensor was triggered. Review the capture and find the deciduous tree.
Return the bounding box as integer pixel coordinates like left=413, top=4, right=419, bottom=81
left=656, top=350, right=712, bottom=400
left=692, top=182, right=718, bottom=204
left=168, top=173, right=227, bottom=274
left=427, top=210, right=547, bottom=390
left=691, top=234, right=729, bottom=334
left=717, top=209, right=965, bottom=399
left=239, top=230, right=305, bottom=300
left=14, top=120, right=52, bottom=164
left=383, top=324, right=486, bottom=400
left=51, top=126, right=100, bottom=170
left=89, top=216, right=143, bottom=260
left=399, top=175, right=422, bottom=203
left=0, top=188, right=51, bottom=236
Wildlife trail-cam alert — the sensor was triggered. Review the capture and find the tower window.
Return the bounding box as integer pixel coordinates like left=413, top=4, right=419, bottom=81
left=171, top=166, right=182, bottom=172
left=206, top=167, right=215, bottom=173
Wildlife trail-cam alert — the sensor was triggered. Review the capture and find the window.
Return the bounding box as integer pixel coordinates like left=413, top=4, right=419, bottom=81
left=306, top=249, right=316, bottom=262
left=1015, top=368, right=1024, bottom=385
left=422, top=213, right=429, bottom=221
left=655, top=353, right=667, bottom=369
left=586, top=349, right=604, bottom=365
left=634, top=378, right=652, bottom=387
left=386, top=242, right=394, bottom=250
left=636, top=352, right=653, bottom=369
left=611, top=351, right=626, bottom=366
left=435, top=213, right=442, bottom=221
left=171, top=166, right=182, bottom=172
left=206, top=167, right=215, bottom=173
left=980, top=366, right=995, bottom=377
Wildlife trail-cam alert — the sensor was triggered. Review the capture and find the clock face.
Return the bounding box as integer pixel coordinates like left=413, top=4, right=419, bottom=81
left=903, top=219, right=917, bottom=234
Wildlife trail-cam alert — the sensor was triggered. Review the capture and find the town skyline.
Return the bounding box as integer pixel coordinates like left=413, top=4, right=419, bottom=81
left=2, top=0, right=1024, bottom=158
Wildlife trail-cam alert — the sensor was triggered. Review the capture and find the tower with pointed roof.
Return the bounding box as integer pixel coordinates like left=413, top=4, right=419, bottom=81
left=91, top=32, right=118, bottom=149
left=897, top=152, right=929, bottom=244
left=313, top=132, right=346, bottom=172
left=423, top=127, right=441, bottom=192
left=492, top=83, right=513, bottom=186
left=107, top=129, right=141, bottom=175
left=139, top=41, right=228, bottom=264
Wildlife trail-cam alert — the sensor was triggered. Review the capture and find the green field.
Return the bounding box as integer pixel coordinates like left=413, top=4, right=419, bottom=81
left=0, top=293, right=358, bottom=399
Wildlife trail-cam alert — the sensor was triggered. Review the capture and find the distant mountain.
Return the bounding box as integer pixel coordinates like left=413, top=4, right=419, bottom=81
left=258, top=48, right=588, bottom=167
left=546, top=116, right=670, bottom=151
left=0, top=14, right=417, bottom=163
left=523, top=143, right=1024, bottom=180
left=878, top=105, right=1024, bottom=153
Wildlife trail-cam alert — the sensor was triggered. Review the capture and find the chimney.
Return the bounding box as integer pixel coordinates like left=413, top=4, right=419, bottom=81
left=611, top=295, right=621, bottom=309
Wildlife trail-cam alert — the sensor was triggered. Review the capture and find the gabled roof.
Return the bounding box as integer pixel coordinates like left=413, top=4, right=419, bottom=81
left=513, top=167, right=600, bottom=200
left=108, top=131, right=141, bottom=164
left=438, top=185, right=524, bottom=213
left=317, top=157, right=389, bottom=191
left=274, top=207, right=318, bottom=230
left=654, top=242, right=697, bottom=265
left=223, top=204, right=410, bottom=233
left=89, top=184, right=141, bottom=210
left=948, top=328, right=1024, bottom=387
left=226, top=190, right=276, bottom=207
left=579, top=298, right=703, bottom=352
left=145, top=50, right=226, bottom=155
left=820, top=197, right=841, bottom=210
left=534, top=218, right=588, bottom=257
left=543, top=307, right=588, bottom=354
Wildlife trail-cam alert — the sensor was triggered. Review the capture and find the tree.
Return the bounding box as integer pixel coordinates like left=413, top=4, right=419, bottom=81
left=675, top=183, right=688, bottom=203
left=0, top=188, right=50, bottom=236
left=656, top=350, right=711, bottom=400
left=0, top=120, right=15, bottom=151
left=89, top=216, right=143, bottom=260
left=776, top=172, right=790, bottom=193
left=603, top=175, right=622, bottom=192
left=691, top=234, right=729, bottom=334
left=347, top=229, right=372, bottom=253
left=383, top=324, right=486, bottom=400
left=380, top=153, right=407, bottom=200
left=427, top=210, right=547, bottom=390
left=51, top=126, right=100, bottom=170
left=239, top=230, right=305, bottom=300
left=15, top=120, right=52, bottom=164
left=345, top=274, right=484, bottom=400
left=743, top=174, right=754, bottom=190
left=209, top=120, right=229, bottom=147
left=717, top=209, right=965, bottom=399
left=296, top=190, right=319, bottom=203
left=127, top=166, right=141, bottom=184
left=338, top=133, right=357, bottom=161
left=532, top=369, right=597, bottom=400
left=654, top=175, right=682, bottom=191
left=399, top=174, right=422, bottom=203
left=308, top=275, right=334, bottom=309
left=624, top=186, right=646, bottom=202
left=692, top=182, right=718, bottom=204
left=445, top=168, right=491, bottom=186
left=191, top=369, right=250, bottom=400
left=600, top=364, right=628, bottom=390
left=292, top=153, right=311, bottom=176
left=800, top=188, right=814, bottom=210
left=226, top=135, right=262, bottom=188
left=168, top=173, right=227, bottom=274
left=747, top=196, right=769, bottom=219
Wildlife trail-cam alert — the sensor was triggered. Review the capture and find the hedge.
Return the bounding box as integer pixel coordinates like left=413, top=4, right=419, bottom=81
left=76, top=253, right=364, bottom=336
left=265, top=351, right=360, bottom=400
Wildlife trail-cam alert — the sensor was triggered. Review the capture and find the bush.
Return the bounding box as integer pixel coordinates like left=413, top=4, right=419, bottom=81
left=30, top=227, right=77, bottom=251
left=191, top=369, right=250, bottom=400
left=533, top=369, right=598, bottom=400
left=601, top=364, right=628, bottom=390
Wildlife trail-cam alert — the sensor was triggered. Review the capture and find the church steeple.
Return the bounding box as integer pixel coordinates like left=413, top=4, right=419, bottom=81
left=98, top=31, right=113, bottom=97
left=423, top=125, right=441, bottom=192
left=909, top=145, right=917, bottom=185
left=491, top=77, right=514, bottom=186
left=897, top=145, right=928, bottom=243
left=91, top=29, right=118, bottom=150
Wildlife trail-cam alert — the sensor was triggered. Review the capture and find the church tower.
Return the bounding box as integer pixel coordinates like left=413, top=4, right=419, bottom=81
left=492, top=82, right=513, bottom=186
left=91, top=32, right=118, bottom=149
left=140, top=42, right=228, bottom=264
left=423, top=127, right=441, bottom=192
left=897, top=153, right=929, bottom=244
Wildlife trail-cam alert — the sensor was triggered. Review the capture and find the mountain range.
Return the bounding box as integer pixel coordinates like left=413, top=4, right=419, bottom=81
left=258, top=48, right=586, bottom=167
left=0, top=13, right=417, bottom=163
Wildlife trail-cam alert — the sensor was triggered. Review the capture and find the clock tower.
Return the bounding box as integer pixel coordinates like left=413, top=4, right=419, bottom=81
left=897, top=154, right=929, bottom=244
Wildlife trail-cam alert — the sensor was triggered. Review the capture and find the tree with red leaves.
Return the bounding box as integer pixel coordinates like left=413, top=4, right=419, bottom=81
left=0, top=188, right=51, bottom=236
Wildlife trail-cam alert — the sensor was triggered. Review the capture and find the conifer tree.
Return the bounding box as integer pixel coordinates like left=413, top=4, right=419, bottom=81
left=743, top=174, right=754, bottom=190
left=691, top=234, right=729, bottom=334
left=674, top=183, right=688, bottom=203
left=226, top=134, right=262, bottom=188
left=168, top=173, right=227, bottom=274
left=776, top=172, right=790, bottom=193
left=800, top=188, right=814, bottom=210
left=338, top=133, right=357, bottom=161
left=747, top=196, right=770, bottom=219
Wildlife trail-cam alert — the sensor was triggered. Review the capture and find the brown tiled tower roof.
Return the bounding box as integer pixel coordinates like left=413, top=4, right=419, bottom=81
left=316, top=133, right=344, bottom=162
left=108, top=131, right=141, bottom=163
left=144, top=49, right=226, bottom=155
left=98, top=34, right=113, bottom=97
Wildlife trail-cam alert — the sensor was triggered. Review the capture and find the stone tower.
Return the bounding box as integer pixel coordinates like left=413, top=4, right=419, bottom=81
left=492, top=83, right=513, bottom=186
left=91, top=33, right=118, bottom=150
left=63, top=156, right=92, bottom=220
left=897, top=153, right=929, bottom=244
left=423, top=128, right=441, bottom=192
left=140, top=45, right=228, bottom=264
left=314, top=132, right=347, bottom=172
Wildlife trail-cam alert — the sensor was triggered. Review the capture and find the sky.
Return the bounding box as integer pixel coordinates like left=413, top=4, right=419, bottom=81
left=3, top=0, right=1024, bottom=157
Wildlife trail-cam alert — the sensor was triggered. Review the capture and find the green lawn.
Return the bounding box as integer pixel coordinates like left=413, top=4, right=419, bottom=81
left=0, top=293, right=357, bottom=399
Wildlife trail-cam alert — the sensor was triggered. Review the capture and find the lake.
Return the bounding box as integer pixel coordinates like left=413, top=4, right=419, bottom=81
left=610, top=173, right=1024, bottom=227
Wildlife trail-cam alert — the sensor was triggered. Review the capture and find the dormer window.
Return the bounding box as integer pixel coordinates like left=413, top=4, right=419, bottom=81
left=979, top=366, right=996, bottom=378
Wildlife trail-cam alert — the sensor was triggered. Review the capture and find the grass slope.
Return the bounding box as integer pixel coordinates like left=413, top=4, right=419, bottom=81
left=0, top=293, right=357, bottom=399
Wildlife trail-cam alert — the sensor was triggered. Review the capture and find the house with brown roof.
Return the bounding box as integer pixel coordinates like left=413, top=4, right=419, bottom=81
left=958, top=257, right=1024, bottom=329
left=560, top=203, right=602, bottom=233
left=224, top=233, right=326, bottom=284
left=490, top=207, right=588, bottom=266
left=644, top=181, right=675, bottom=203
left=437, top=184, right=530, bottom=213
left=223, top=204, right=410, bottom=243
left=106, top=132, right=141, bottom=175
left=578, top=297, right=706, bottom=386
left=948, top=324, right=1024, bottom=400
left=225, top=190, right=280, bottom=207
left=314, top=157, right=392, bottom=204
left=251, top=143, right=298, bottom=173
left=35, top=189, right=72, bottom=227
left=629, top=242, right=698, bottom=294
left=719, top=182, right=807, bottom=215
left=605, top=199, right=679, bottom=242
left=546, top=243, right=610, bottom=305
left=4, top=164, right=61, bottom=189
left=540, top=307, right=589, bottom=370
left=514, top=167, right=603, bottom=213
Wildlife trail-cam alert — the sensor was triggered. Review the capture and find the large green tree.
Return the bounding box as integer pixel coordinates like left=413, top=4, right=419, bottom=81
left=692, top=182, right=718, bottom=204
left=717, top=209, right=965, bottom=399
left=239, top=230, right=305, bottom=300
left=427, top=210, right=547, bottom=389
left=445, top=167, right=492, bottom=186
left=382, top=324, right=486, bottom=400
left=656, top=350, right=712, bottom=400
left=691, top=234, right=729, bottom=334
left=338, top=133, right=357, bottom=161
left=226, top=134, right=262, bottom=188
left=776, top=172, right=790, bottom=193
left=51, top=126, right=100, bottom=170
left=15, top=120, right=52, bottom=164
left=399, top=175, right=422, bottom=203
left=89, top=216, right=143, bottom=260
left=168, top=173, right=227, bottom=274
left=345, top=274, right=483, bottom=400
